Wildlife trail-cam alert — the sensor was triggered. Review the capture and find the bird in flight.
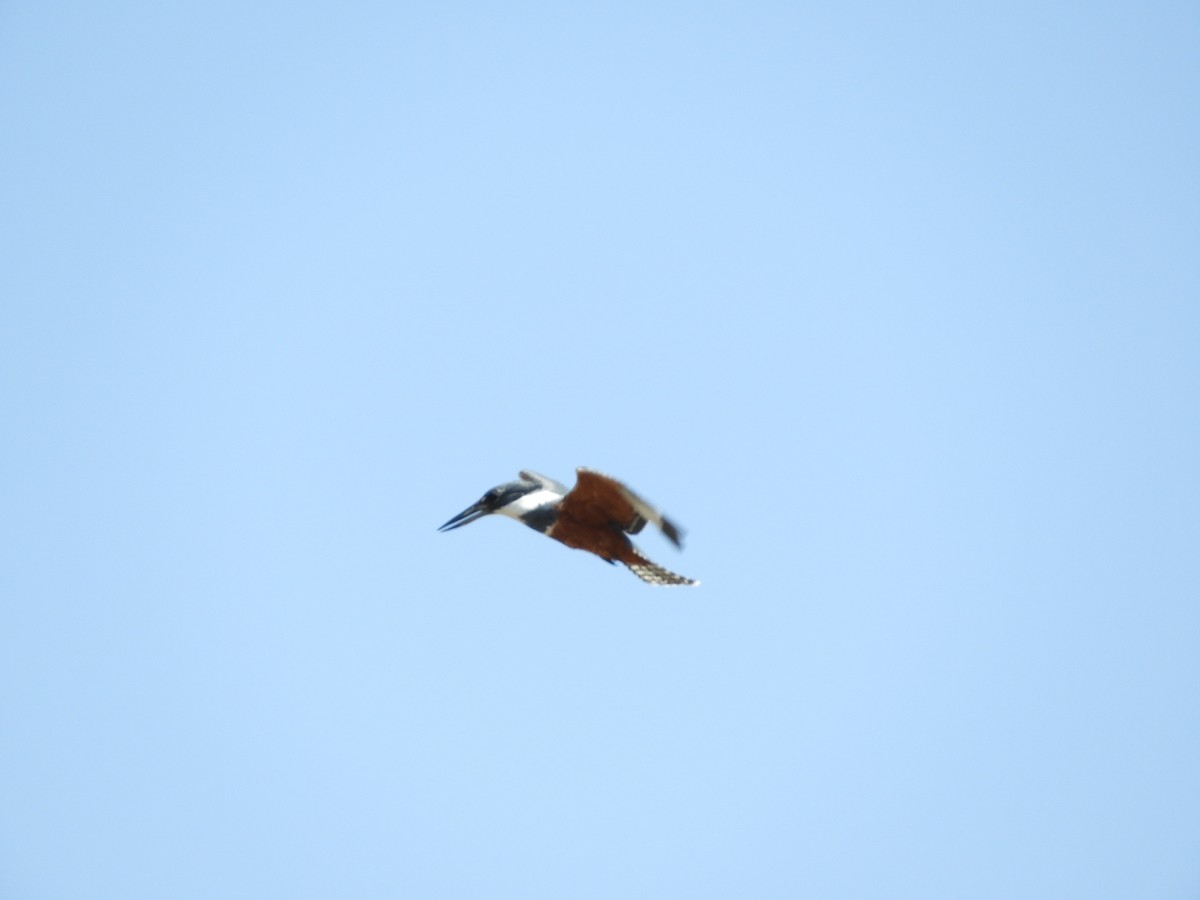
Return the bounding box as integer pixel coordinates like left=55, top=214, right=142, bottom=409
left=438, top=468, right=699, bottom=586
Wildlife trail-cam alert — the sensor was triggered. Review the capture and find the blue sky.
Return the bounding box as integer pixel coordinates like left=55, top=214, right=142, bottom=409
left=2, top=2, right=1198, bottom=897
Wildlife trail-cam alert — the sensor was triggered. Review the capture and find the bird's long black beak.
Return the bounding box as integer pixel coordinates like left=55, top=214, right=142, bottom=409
left=438, top=500, right=490, bottom=532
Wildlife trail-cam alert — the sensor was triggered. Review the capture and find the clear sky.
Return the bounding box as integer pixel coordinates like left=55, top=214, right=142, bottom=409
left=2, top=2, right=1198, bottom=898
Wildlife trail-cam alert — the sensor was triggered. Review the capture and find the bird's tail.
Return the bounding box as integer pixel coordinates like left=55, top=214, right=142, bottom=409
left=626, top=550, right=699, bottom=586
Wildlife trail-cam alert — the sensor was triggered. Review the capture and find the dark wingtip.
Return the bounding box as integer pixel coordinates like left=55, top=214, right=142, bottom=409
left=661, top=517, right=684, bottom=549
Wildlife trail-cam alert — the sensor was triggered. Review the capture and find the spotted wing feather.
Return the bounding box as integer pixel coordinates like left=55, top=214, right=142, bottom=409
left=626, top=549, right=698, bottom=586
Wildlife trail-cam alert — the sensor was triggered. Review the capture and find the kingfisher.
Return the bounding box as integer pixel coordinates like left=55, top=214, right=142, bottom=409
left=438, top=468, right=699, bottom=586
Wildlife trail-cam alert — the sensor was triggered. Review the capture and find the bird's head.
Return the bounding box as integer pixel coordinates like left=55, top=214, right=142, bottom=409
left=437, top=478, right=546, bottom=532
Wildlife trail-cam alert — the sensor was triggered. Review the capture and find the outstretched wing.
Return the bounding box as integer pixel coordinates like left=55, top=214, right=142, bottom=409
left=518, top=470, right=570, bottom=496
left=565, top=467, right=685, bottom=548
